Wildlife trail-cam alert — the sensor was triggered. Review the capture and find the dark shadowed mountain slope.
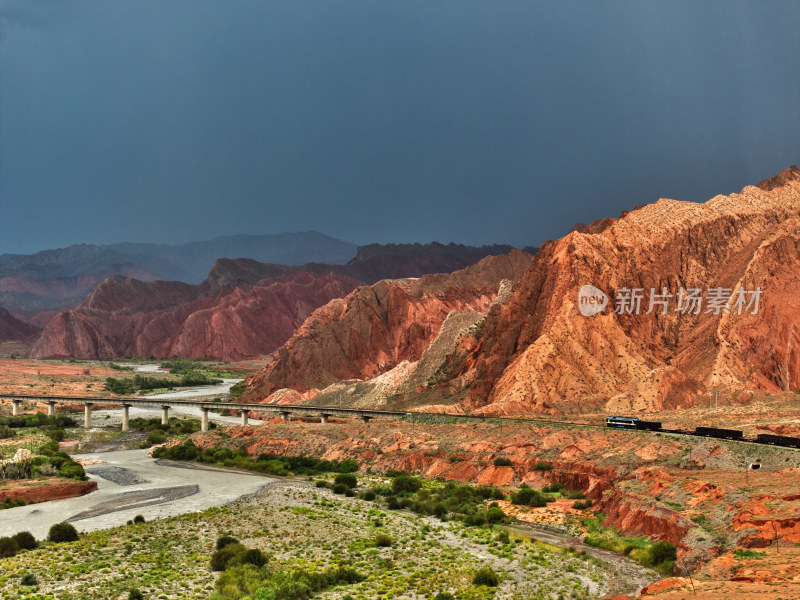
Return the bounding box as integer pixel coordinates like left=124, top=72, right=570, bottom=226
left=0, top=232, right=357, bottom=313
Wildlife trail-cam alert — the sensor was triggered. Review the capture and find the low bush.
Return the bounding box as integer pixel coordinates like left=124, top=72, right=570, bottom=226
left=493, top=457, right=513, bottom=467
left=486, top=506, right=506, bottom=525
left=375, top=533, right=392, bottom=547
left=511, top=487, right=550, bottom=507
left=473, top=566, right=499, bottom=586
left=216, top=535, right=240, bottom=551
left=210, top=542, right=246, bottom=571
left=533, top=460, right=554, bottom=471
left=19, top=573, right=38, bottom=586
left=12, top=531, right=37, bottom=550
left=334, top=473, right=357, bottom=489
left=242, top=548, right=267, bottom=567
left=649, top=541, right=677, bottom=566
left=572, top=500, right=593, bottom=510
left=0, top=536, right=19, bottom=557
left=48, top=522, right=79, bottom=543
left=542, top=482, right=565, bottom=493
left=391, top=474, right=422, bottom=494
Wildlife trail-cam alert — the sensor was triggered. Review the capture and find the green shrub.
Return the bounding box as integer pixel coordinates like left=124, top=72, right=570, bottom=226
left=57, top=461, right=86, bottom=481
left=562, top=489, right=587, bottom=499
left=572, top=500, right=593, bottom=510
left=242, top=548, right=267, bottom=567
left=12, top=531, right=37, bottom=550
left=533, top=460, right=554, bottom=471
left=334, top=473, right=357, bottom=489
left=361, top=490, right=376, bottom=501
left=434, top=594, right=456, bottom=600
left=133, top=515, right=145, bottom=523
left=216, top=535, right=240, bottom=551
left=493, top=457, right=513, bottom=467
left=331, top=483, right=347, bottom=494
left=48, top=522, right=79, bottom=543
left=19, top=573, right=38, bottom=586
left=386, top=496, right=401, bottom=510
left=472, top=566, right=499, bottom=586
left=375, top=533, right=392, bottom=547
left=542, top=482, right=565, bottom=493
left=0, top=536, right=18, bottom=557
left=210, top=543, right=245, bottom=571
left=128, top=589, right=144, bottom=600
left=45, top=427, right=66, bottom=442
left=511, top=487, right=549, bottom=507
left=337, top=459, right=359, bottom=473
left=486, top=506, right=506, bottom=524
left=649, top=541, right=677, bottom=566
left=392, top=474, right=422, bottom=494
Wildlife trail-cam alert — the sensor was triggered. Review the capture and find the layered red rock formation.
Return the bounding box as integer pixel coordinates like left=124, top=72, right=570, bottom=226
left=31, top=271, right=360, bottom=361
left=445, top=166, right=800, bottom=415
left=241, top=250, right=533, bottom=402
left=28, top=242, right=522, bottom=361
left=241, top=167, right=800, bottom=414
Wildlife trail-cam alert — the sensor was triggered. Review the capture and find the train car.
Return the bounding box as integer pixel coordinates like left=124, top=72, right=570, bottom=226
left=606, top=416, right=641, bottom=429
left=638, top=420, right=663, bottom=431
left=755, top=433, right=800, bottom=449
left=695, top=426, right=743, bottom=440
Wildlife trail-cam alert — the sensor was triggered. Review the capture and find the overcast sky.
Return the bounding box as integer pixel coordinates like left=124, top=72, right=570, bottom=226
left=1, top=1, right=798, bottom=255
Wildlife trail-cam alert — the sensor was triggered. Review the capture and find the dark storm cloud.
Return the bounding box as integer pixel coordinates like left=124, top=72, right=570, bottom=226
left=1, top=1, right=798, bottom=254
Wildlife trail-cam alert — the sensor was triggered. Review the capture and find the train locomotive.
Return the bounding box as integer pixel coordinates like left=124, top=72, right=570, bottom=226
left=605, top=416, right=800, bottom=449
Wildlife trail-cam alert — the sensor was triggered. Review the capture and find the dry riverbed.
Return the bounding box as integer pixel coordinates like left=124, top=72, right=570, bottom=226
left=0, top=476, right=657, bottom=599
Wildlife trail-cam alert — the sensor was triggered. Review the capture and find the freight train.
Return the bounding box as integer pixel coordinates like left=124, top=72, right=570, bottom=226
left=605, top=416, right=800, bottom=449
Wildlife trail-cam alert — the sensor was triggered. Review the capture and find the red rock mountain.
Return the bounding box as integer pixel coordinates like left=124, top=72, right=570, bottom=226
left=29, top=242, right=522, bottom=361
left=241, top=166, right=800, bottom=416
left=0, top=306, right=40, bottom=341
left=446, top=166, right=800, bottom=415
left=241, top=250, right=534, bottom=402
left=30, top=271, right=360, bottom=361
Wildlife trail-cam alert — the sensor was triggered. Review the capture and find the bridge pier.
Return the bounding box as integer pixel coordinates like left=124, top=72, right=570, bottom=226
left=161, top=406, right=169, bottom=426
left=319, top=414, right=330, bottom=424
left=84, top=403, right=93, bottom=428
left=121, top=404, right=130, bottom=432
left=240, top=409, right=250, bottom=427
left=280, top=411, right=290, bottom=422
left=47, top=401, right=56, bottom=416
left=201, top=408, right=209, bottom=432
left=360, top=415, right=371, bottom=424
left=11, top=399, right=21, bottom=417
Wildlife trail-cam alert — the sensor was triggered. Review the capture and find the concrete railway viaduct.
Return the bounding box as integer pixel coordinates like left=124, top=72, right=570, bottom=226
left=0, top=394, right=407, bottom=431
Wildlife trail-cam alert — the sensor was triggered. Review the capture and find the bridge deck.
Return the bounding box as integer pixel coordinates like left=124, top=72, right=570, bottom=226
left=0, top=394, right=407, bottom=418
